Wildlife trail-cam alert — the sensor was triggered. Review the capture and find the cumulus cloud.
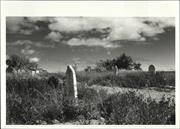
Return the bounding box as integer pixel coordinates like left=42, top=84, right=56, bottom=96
left=7, top=17, right=175, bottom=48
left=21, top=45, right=35, bottom=55
left=21, top=49, right=35, bottom=55
left=45, top=32, right=63, bottom=42
left=29, top=57, right=40, bottom=62
left=48, top=17, right=174, bottom=40
left=6, top=17, right=39, bottom=35
left=49, top=17, right=109, bottom=32
left=47, top=17, right=174, bottom=48
left=67, top=38, right=120, bottom=48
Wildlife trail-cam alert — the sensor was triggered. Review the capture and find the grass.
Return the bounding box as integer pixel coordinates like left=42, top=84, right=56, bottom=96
left=6, top=73, right=175, bottom=125
left=6, top=76, right=64, bottom=124
left=76, top=71, right=175, bottom=88
left=99, top=91, right=175, bottom=124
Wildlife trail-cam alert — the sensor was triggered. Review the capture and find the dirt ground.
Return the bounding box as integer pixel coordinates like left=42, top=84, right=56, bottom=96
left=90, top=85, right=175, bottom=102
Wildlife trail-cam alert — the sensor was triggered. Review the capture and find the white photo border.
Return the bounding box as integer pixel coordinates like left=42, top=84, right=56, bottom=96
left=1, top=1, right=179, bottom=129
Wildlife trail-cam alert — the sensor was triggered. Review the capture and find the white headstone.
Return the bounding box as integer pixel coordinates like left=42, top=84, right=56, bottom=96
left=32, top=71, right=35, bottom=76
left=65, top=65, right=78, bottom=100
left=114, top=65, right=118, bottom=75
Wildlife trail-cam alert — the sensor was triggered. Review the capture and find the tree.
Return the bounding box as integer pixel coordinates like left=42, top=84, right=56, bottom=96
left=26, top=62, right=38, bottom=72
left=116, top=53, right=133, bottom=70
left=95, top=53, right=142, bottom=71
left=96, top=59, right=115, bottom=71
left=6, top=54, right=38, bottom=74
left=6, top=54, right=22, bottom=73
left=133, top=62, right=142, bottom=70
left=6, top=66, right=14, bottom=73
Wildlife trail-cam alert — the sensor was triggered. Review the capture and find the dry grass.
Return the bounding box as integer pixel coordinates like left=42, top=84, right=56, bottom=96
left=6, top=71, right=175, bottom=125
left=76, top=70, right=175, bottom=88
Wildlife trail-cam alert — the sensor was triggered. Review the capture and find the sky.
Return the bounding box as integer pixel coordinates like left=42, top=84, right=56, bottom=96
left=6, top=17, right=175, bottom=72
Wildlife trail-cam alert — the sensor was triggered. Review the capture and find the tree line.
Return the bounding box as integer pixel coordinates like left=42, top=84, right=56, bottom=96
left=6, top=54, right=38, bottom=74
left=85, top=53, right=142, bottom=72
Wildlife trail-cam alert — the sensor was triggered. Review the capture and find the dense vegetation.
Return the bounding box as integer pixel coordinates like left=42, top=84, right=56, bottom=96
left=6, top=54, right=175, bottom=125
left=7, top=74, right=175, bottom=125
left=6, top=54, right=38, bottom=73
left=76, top=71, right=175, bottom=88
left=85, top=53, right=142, bottom=72
left=7, top=53, right=141, bottom=74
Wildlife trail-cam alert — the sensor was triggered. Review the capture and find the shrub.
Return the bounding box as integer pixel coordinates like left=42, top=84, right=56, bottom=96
left=6, top=75, right=64, bottom=124
left=6, top=73, right=175, bottom=125
left=48, top=76, right=60, bottom=89
left=99, top=91, right=175, bottom=124
left=77, top=71, right=175, bottom=88
left=78, top=86, right=99, bottom=102
left=77, top=85, right=106, bottom=120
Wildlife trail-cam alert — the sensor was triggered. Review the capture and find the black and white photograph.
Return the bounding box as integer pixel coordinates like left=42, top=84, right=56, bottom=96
left=5, top=17, right=176, bottom=125
left=1, top=1, right=179, bottom=128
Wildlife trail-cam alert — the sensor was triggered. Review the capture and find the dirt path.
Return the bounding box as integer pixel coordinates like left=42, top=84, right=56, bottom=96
left=90, top=85, right=175, bottom=102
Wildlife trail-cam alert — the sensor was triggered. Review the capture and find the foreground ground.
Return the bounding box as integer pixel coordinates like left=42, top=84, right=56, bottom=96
left=90, top=85, right=175, bottom=102
left=52, top=85, right=175, bottom=125
left=6, top=71, right=175, bottom=125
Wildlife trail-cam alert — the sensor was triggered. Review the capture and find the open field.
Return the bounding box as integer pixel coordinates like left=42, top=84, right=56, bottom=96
left=90, top=85, right=175, bottom=103
left=6, top=70, right=175, bottom=125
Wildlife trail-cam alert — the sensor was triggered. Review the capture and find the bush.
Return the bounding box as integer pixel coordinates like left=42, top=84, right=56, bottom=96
left=48, top=76, right=61, bottom=89
left=77, top=85, right=107, bottom=120
left=6, top=75, right=64, bottom=124
left=99, top=91, right=175, bottom=124
left=6, top=74, right=175, bottom=125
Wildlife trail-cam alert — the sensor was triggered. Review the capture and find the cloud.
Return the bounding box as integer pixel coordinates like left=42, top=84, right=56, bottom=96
left=29, top=57, right=40, bottom=62
left=35, top=42, right=55, bottom=48
left=7, top=40, right=33, bottom=46
left=6, top=17, right=40, bottom=35
left=27, top=17, right=51, bottom=22
left=49, top=17, right=109, bottom=32
left=6, top=17, right=24, bottom=34
left=47, top=17, right=174, bottom=48
left=21, top=45, right=35, bottom=55
left=48, top=17, right=174, bottom=40
left=7, top=17, right=175, bottom=48
left=67, top=38, right=120, bottom=48
left=7, top=40, right=55, bottom=48
left=45, top=32, right=63, bottom=42
left=21, top=49, right=35, bottom=55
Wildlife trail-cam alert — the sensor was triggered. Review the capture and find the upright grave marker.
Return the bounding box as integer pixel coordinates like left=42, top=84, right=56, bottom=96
left=65, top=65, right=78, bottom=102
left=148, top=64, right=156, bottom=75
left=114, top=65, right=119, bottom=75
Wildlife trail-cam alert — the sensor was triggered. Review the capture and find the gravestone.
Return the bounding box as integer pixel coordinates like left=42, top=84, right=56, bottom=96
left=65, top=65, right=78, bottom=102
left=32, top=71, right=36, bottom=76
left=114, top=65, right=119, bottom=75
left=148, top=64, right=155, bottom=74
